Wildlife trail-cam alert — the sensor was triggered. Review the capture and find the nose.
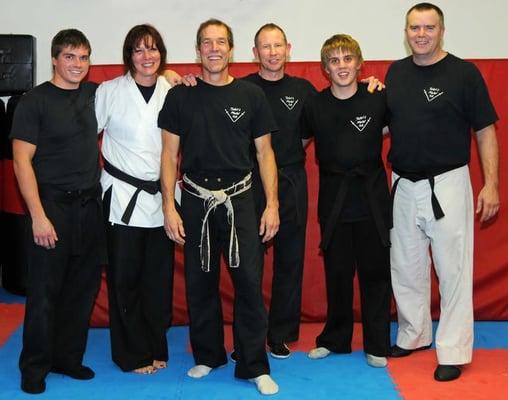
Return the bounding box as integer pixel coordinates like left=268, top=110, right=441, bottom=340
left=211, top=40, right=219, bottom=51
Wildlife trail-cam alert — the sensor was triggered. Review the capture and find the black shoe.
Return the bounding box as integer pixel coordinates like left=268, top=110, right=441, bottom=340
left=390, top=344, right=431, bottom=358
left=51, top=365, right=95, bottom=380
left=230, top=351, right=237, bottom=363
left=270, top=343, right=291, bottom=359
left=434, top=365, right=461, bottom=381
left=21, top=377, right=46, bottom=394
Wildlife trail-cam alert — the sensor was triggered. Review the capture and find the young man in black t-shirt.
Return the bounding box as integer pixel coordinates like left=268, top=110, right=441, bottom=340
left=10, top=29, right=102, bottom=394
left=387, top=3, right=499, bottom=382
left=301, top=34, right=392, bottom=369
left=158, top=19, right=280, bottom=395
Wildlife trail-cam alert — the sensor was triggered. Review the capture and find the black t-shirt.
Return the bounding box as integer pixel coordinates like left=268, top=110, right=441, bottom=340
left=136, top=82, right=156, bottom=103
left=158, top=78, right=277, bottom=177
left=242, top=73, right=316, bottom=167
left=301, top=83, right=389, bottom=222
left=9, top=81, right=100, bottom=190
left=386, top=54, right=498, bottom=172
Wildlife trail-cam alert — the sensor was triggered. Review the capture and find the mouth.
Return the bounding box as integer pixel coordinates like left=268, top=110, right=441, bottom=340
left=141, top=62, right=156, bottom=68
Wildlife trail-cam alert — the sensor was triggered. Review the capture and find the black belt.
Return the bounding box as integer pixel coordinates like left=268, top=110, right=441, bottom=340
left=390, top=165, right=464, bottom=221
left=319, top=160, right=390, bottom=250
left=103, top=158, right=160, bottom=225
left=39, top=184, right=101, bottom=255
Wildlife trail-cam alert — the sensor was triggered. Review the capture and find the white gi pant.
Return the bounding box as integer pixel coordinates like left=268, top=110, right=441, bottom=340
left=391, top=165, right=474, bottom=365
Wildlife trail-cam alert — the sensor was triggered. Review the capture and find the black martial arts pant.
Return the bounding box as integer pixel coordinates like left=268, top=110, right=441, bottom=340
left=253, top=164, right=307, bottom=346
left=104, top=208, right=174, bottom=371
left=181, top=182, right=269, bottom=379
left=19, top=189, right=102, bottom=382
left=316, top=218, right=391, bottom=356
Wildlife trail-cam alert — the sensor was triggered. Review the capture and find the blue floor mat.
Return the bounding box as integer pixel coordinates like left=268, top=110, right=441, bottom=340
left=0, top=326, right=401, bottom=400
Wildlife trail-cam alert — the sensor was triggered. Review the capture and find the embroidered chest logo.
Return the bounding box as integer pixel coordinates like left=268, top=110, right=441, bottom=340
left=424, top=87, right=444, bottom=102
left=280, top=96, right=299, bottom=110
left=225, top=107, right=246, bottom=123
left=350, top=115, right=371, bottom=132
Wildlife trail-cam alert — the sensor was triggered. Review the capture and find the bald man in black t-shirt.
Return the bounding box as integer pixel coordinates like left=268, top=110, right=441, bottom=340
left=387, top=3, right=499, bottom=382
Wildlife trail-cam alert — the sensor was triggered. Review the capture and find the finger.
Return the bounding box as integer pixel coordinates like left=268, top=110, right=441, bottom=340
left=259, top=221, right=266, bottom=236
left=475, top=198, right=483, bottom=214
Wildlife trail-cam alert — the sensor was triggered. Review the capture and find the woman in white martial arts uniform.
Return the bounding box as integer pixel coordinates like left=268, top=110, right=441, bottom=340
left=95, top=24, right=174, bottom=375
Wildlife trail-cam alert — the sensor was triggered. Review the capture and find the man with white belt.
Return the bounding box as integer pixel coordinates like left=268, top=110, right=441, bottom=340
left=158, top=19, right=280, bottom=395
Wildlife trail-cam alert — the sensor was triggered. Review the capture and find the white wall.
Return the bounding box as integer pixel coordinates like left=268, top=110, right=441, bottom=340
left=1, top=0, right=507, bottom=84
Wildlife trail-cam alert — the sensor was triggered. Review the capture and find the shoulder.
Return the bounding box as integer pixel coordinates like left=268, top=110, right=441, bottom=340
left=445, top=54, right=480, bottom=74
left=16, top=82, right=51, bottom=108
left=234, top=78, right=266, bottom=97
left=156, top=75, right=172, bottom=91
left=242, top=72, right=259, bottom=84
left=96, top=74, right=127, bottom=94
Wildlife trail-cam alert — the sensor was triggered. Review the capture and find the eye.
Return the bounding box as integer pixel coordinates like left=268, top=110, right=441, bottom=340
left=80, top=55, right=89, bottom=62
left=344, top=55, right=353, bottom=63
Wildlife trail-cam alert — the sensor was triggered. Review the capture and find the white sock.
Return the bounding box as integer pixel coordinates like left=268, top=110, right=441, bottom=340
left=366, top=354, right=388, bottom=368
left=249, top=374, right=279, bottom=395
left=187, top=364, right=212, bottom=378
left=308, top=347, right=331, bottom=359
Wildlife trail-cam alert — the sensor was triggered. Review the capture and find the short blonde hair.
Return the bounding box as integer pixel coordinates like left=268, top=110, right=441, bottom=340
left=320, top=34, right=363, bottom=69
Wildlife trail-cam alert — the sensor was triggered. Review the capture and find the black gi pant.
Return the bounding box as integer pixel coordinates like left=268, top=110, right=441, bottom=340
left=104, top=193, right=174, bottom=371
left=181, top=179, right=269, bottom=379
left=316, top=218, right=391, bottom=356
left=253, top=164, right=307, bottom=346
left=19, top=189, right=102, bottom=382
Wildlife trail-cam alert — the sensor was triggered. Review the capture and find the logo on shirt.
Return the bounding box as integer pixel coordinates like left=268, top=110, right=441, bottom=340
left=225, top=107, right=246, bottom=123
left=424, top=87, right=444, bottom=102
left=350, top=115, right=371, bottom=132
left=280, top=96, right=299, bottom=110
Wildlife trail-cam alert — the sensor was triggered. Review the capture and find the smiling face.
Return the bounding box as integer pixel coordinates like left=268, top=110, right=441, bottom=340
left=325, top=48, right=361, bottom=91
left=131, top=36, right=161, bottom=83
left=197, top=24, right=232, bottom=81
left=253, top=27, right=290, bottom=79
left=405, top=8, right=445, bottom=65
left=51, top=45, right=90, bottom=89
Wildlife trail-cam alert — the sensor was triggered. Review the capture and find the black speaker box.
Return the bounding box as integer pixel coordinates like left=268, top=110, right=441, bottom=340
left=0, top=34, right=36, bottom=95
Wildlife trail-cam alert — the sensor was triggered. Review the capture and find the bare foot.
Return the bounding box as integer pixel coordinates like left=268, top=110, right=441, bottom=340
left=153, top=360, right=167, bottom=369
left=133, top=365, right=156, bottom=374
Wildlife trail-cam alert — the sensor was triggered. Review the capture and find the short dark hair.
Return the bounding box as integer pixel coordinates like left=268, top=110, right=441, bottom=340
left=123, top=24, right=167, bottom=76
left=254, top=23, right=287, bottom=47
left=51, top=29, right=91, bottom=59
left=196, top=19, right=234, bottom=49
left=406, top=2, right=445, bottom=27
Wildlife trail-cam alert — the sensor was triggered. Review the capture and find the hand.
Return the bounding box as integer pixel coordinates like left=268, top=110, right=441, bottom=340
left=163, top=70, right=183, bottom=86
left=181, top=74, right=199, bottom=87
left=361, top=75, right=385, bottom=93
left=164, top=207, right=186, bottom=244
left=476, top=184, right=500, bottom=223
left=32, top=215, right=58, bottom=249
left=259, top=205, right=279, bottom=243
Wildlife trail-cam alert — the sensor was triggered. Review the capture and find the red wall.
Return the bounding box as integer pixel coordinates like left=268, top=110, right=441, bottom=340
left=84, top=60, right=508, bottom=324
